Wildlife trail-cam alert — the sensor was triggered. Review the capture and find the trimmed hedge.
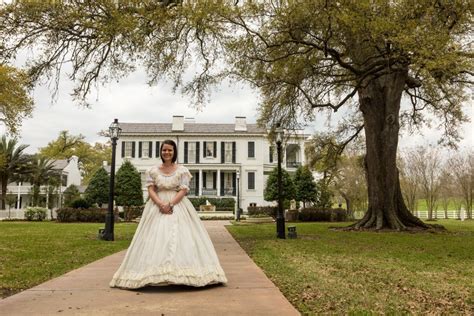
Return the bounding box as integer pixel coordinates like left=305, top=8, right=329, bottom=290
left=24, top=207, right=47, bottom=221
left=56, top=207, right=117, bottom=222
left=247, top=206, right=278, bottom=218
left=188, top=197, right=235, bottom=211
left=298, top=208, right=348, bottom=222
left=122, top=205, right=144, bottom=221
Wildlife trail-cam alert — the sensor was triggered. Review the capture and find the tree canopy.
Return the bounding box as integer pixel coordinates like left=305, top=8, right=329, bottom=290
left=264, top=167, right=296, bottom=203
left=0, top=64, right=33, bottom=134
left=84, top=167, right=109, bottom=207
left=115, top=160, right=143, bottom=208
left=1, top=1, right=472, bottom=230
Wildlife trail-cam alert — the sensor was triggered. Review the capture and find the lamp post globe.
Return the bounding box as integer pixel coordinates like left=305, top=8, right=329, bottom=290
left=99, top=118, right=121, bottom=241
left=275, top=124, right=285, bottom=239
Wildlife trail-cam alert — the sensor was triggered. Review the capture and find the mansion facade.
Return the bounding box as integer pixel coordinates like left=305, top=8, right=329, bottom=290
left=117, top=116, right=308, bottom=210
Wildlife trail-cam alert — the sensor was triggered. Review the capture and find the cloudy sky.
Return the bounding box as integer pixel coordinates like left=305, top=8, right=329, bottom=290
left=1, top=64, right=472, bottom=154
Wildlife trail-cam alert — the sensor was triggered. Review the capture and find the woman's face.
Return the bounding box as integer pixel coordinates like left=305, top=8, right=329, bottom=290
left=161, top=144, right=174, bottom=163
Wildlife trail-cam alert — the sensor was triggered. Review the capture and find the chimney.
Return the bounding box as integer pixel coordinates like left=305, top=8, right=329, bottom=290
left=172, top=115, right=184, bottom=131
left=235, top=116, right=247, bottom=131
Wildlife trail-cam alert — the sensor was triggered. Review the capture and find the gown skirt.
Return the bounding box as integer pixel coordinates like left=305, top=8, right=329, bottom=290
left=109, top=189, right=227, bottom=289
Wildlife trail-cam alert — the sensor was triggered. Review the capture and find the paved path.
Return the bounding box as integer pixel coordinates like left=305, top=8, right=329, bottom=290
left=0, top=221, right=299, bottom=315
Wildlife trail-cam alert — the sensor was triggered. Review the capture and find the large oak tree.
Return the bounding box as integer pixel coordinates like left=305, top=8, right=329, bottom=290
left=1, top=0, right=472, bottom=230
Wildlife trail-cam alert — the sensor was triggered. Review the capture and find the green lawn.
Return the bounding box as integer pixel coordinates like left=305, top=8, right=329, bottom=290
left=227, top=220, right=474, bottom=315
left=0, top=221, right=137, bottom=298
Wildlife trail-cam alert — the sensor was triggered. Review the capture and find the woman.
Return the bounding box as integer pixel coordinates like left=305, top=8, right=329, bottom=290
left=110, top=140, right=227, bottom=288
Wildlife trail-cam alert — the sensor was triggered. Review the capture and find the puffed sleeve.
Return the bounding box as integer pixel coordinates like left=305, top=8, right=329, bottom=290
left=145, top=167, right=156, bottom=188
left=178, top=166, right=193, bottom=192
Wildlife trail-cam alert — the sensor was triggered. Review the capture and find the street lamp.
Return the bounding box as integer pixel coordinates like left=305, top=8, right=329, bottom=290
left=236, top=170, right=241, bottom=221
left=275, top=124, right=285, bottom=239
left=99, top=118, right=122, bottom=241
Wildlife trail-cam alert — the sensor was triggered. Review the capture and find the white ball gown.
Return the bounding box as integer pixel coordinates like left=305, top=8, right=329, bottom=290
left=110, top=165, right=227, bottom=288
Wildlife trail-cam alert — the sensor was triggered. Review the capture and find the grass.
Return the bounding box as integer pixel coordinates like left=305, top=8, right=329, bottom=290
left=227, top=220, right=474, bottom=315
left=0, top=221, right=137, bottom=298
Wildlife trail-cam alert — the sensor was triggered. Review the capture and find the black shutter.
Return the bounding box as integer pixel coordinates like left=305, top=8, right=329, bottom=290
left=213, top=142, right=217, bottom=158
left=213, top=172, right=217, bottom=189
left=232, top=142, right=236, bottom=163
left=121, top=141, right=125, bottom=158
left=196, top=142, right=200, bottom=163
left=203, top=141, right=207, bottom=157
left=269, top=146, right=273, bottom=163
left=248, top=172, right=255, bottom=190
left=221, top=142, right=225, bottom=163
left=220, top=171, right=224, bottom=195
left=184, top=142, right=188, bottom=163
left=148, top=141, right=152, bottom=158
left=132, top=142, right=136, bottom=158
left=138, top=142, right=142, bottom=158
left=155, top=141, right=160, bottom=158
left=203, top=172, right=207, bottom=189
left=195, top=173, right=199, bottom=196
left=232, top=172, right=237, bottom=195
left=248, top=141, right=255, bottom=158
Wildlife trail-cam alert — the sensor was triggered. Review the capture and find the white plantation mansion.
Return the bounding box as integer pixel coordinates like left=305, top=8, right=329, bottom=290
left=117, top=116, right=308, bottom=210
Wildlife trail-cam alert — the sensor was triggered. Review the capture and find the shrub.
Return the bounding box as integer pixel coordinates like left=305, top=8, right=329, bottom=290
left=24, top=207, right=48, bottom=221
left=56, top=207, right=116, bottom=222
left=123, top=205, right=144, bottom=221
left=188, top=197, right=235, bottom=211
left=247, top=206, right=277, bottom=218
left=71, top=198, right=91, bottom=209
left=298, top=208, right=348, bottom=222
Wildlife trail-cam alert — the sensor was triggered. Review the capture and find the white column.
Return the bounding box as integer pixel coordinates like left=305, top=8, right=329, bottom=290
left=199, top=169, right=203, bottom=196
left=217, top=169, right=221, bottom=196
left=16, top=182, right=21, bottom=210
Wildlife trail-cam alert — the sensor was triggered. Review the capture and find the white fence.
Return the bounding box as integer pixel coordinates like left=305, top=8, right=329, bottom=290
left=353, top=209, right=469, bottom=220
left=0, top=209, right=58, bottom=220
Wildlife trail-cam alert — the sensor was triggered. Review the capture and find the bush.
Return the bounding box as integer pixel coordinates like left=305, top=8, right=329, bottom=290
left=123, top=205, right=144, bottom=221
left=71, top=198, right=91, bottom=209
left=247, top=206, right=277, bottom=218
left=298, top=208, right=348, bottom=222
left=56, top=207, right=117, bottom=222
left=24, top=207, right=48, bottom=221
left=188, top=197, right=235, bottom=211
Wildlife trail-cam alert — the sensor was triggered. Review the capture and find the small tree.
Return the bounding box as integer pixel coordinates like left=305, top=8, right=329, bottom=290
left=294, top=166, right=317, bottom=208
left=63, top=184, right=81, bottom=207
left=115, top=161, right=143, bottom=219
left=264, top=167, right=296, bottom=206
left=84, top=167, right=109, bottom=207
left=315, top=179, right=333, bottom=209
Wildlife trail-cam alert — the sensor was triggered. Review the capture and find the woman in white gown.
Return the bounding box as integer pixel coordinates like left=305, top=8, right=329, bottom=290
left=110, top=140, right=227, bottom=289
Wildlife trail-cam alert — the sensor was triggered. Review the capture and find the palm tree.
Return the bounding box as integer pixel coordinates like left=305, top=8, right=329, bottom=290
left=0, top=136, right=30, bottom=209
left=29, top=155, right=59, bottom=207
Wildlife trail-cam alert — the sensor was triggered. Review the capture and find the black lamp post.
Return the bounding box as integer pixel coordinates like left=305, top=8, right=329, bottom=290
left=99, top=118, right=121, bottom=241
left=236, top=170, right=241, bottom=221
left=275, top=124, right=285, bottom=239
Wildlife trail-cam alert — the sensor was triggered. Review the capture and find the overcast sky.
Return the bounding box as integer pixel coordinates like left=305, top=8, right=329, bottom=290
left=1, top=65, right=472, bottom=155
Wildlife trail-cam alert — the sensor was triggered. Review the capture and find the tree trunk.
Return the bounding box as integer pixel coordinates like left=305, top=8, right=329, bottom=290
left=353, top=70, right=429, bottom=230
left=1, top=177, right=7, bottom=210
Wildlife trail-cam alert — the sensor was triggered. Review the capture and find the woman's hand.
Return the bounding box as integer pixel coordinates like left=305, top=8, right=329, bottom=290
left=160, top=203, right=173, bottom=215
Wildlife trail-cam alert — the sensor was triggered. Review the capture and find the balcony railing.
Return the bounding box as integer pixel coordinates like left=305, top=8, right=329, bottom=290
left=286, top=161, right=302, bottom=168
left=202, top=188, right=217, bottom=196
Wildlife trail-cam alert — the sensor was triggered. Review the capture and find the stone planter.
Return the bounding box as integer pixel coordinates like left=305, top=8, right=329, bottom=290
left=246, top=216, right=274, bottom=223
left=199, top=205, right=216, bottom=212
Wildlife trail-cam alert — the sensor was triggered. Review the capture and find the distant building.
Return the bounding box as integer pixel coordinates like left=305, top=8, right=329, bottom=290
left=116, top=116, right=308, bottom=210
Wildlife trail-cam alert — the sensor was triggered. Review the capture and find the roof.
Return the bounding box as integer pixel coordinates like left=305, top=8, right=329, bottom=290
left=118, top=123, right=266, bottom=134
left=51, top=159, right=68, bottom=170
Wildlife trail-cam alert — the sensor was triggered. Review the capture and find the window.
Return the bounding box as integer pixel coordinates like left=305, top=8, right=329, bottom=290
left=225, top=142, right=233, bottom=163
left=269, top=146, right=274, bottom=163
left=204, top=141, right=216, bottom=158
left=248, top=141, right=255, bottom=158
left=248, top=172, right=255, bottom=190
left=123, top=141, right=134, bottom=158
left=188, top=142, right=196, bottom=163
left=139, top=141, right=151, bottom=158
